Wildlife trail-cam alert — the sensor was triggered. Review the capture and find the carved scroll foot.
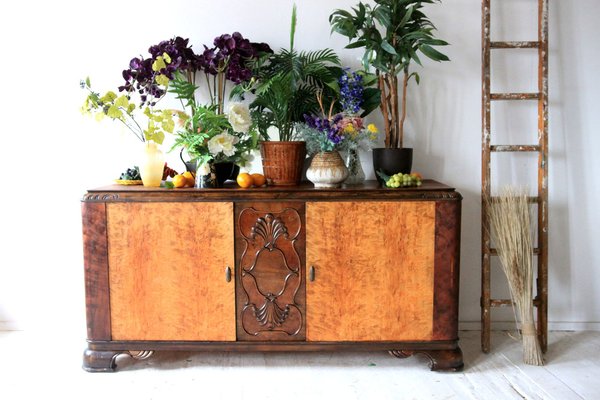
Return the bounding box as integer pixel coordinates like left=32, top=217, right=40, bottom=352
left=83, top=348, right=155, bottom=372
left=83, top=349, right=121, bottom=372
left=389, top=347, right=464, bottom=372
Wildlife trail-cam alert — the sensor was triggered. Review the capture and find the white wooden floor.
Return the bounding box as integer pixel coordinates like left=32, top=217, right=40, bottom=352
left=1, top=330, right=599, bottom=399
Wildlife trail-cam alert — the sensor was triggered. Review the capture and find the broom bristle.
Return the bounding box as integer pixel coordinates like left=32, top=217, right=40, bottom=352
left=485, top=186, right=544, bottom=366
left=521, top=323, right=544, bottom=366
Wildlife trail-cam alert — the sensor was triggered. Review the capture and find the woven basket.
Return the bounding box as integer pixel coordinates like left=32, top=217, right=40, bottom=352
left=260, top=141, right=306, bottom=186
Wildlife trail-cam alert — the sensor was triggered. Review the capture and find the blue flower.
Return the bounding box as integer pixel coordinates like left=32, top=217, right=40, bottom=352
left=339, top=69, right=364, bottom=115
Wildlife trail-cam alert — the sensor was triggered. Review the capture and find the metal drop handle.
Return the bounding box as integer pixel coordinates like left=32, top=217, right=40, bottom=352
left=225, top=266, right=232, bottom=282
left=309, top=266, right=315, bottom=282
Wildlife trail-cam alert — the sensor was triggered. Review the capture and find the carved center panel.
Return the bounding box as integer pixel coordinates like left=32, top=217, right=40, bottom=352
left=235, top=203, right=305, bottom=341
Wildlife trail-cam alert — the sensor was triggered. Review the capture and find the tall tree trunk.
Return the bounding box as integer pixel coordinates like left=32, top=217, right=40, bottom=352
left=390, top=74, right=400, bottom=149
left=399, top=70, right=409, bottom=149
left=378, top=74, right=391, bottom=148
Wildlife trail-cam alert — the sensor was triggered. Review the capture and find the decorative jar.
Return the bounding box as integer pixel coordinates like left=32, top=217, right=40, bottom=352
left=306, top=151, right=349, bottom=188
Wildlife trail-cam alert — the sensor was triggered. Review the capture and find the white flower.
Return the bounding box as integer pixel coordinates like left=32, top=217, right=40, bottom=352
left=208, top=132, right=239, bottom=157
left=197, top=162, right=211, bottom=176
left=227, top=102, right=252, bottom=133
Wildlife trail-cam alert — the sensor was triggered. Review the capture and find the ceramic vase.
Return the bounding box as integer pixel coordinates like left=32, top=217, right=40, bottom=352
left=306, top=151, right=349, bottom=188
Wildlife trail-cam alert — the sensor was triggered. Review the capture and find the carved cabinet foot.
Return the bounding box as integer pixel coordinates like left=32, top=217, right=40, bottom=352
left=389, top=347, right=464, bottom=372
left=83, top=349, right=121, bottom=372
left=83, top=348, right=155, bottom=372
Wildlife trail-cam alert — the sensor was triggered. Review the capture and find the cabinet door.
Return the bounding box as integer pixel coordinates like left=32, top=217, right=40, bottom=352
left=235, top=202, right=305, bottom=341
left=107, top=202, right=235, bottom=341
left=306, top=201, right=435, bottom=342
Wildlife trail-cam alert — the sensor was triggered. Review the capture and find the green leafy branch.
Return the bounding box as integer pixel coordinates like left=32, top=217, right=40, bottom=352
left=80, top=78, right=174, bottom=144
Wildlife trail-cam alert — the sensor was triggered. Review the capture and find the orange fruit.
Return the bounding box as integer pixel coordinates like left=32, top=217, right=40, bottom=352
left=172, top=174, right=187, bottom=188
left=236, top=172, right=254, bottom=188
left=411, top=172, right=423, bottom=180
left=251, top=173, right=266, bottom=187
left=182, top=171, right=195, bottom=187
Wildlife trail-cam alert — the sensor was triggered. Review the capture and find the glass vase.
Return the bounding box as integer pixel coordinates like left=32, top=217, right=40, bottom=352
left=344, top=148, right=365, bottom=185
left=195, top=161, right=217, bottom=188
left=139, top=141, right=165, bottom=187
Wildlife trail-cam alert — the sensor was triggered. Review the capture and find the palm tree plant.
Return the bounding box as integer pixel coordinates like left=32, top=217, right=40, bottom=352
left=233, top=5, right=342, bottom=141
left=330, top=0, right=449, bottom=150
left=232, top=4, right=343, bottom=185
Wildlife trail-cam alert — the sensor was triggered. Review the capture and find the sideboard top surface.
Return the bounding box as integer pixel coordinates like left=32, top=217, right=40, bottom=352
left=83, top=180, right=461, bottom=202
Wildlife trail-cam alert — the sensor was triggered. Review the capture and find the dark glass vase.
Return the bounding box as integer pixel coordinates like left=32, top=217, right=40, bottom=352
left=372, top=148, right=413, bottom=185
left=213, top=162, right=240, bottom=187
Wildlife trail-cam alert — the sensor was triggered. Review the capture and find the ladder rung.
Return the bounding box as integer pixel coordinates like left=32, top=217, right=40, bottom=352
left=488, top=196, right=539, bottom=204
left=491, top=41, right=540, bottom=49
left=491, top=93, right=540, bottom=101
left=490, top=145, right=540, bottom=152
left=491, top=299, right=513, bottom=307
left=488, top=247, right=541, bottom=256
left=489, top=298, right=542, bottom=307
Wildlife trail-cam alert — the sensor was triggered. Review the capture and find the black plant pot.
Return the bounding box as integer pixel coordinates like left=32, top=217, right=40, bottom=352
left=372, top=148, right=413, bottom=185
left=214, top=162, right=240, bottom=187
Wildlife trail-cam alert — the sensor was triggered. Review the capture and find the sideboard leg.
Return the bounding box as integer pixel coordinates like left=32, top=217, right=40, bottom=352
left=83, top=348, right=155, bottom=372
left=389, top=347, right=464, bottom=372
left=83, top=348, right=121, bottom=372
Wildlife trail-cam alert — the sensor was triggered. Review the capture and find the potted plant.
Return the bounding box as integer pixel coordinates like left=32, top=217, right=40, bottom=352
left=330, top=0, right=449, bottom=181
left=232, top=4, right=343, bottom=185
left=169, top=72, right=259, bottom=187
left=168, top=32, right=271, bottom=174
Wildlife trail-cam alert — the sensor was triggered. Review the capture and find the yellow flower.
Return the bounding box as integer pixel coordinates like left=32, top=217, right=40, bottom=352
left=367, top=124, right=379, bottom=134
left=343, top=123, right=356, bottom=134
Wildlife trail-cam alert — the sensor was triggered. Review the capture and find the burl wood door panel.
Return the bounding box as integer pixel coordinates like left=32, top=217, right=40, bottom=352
left=107, top=202, right=235, bottom=341
left=235, top=202, right=305, bottom=341
left=306, top=201, right=435, bottom=342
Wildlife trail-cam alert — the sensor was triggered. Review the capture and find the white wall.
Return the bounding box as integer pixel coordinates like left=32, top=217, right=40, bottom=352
left=0, top=0, right=597, bottom=333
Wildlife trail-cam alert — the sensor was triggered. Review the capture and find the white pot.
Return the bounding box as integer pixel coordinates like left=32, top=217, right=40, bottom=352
left=306, top=151, right=349, bottom=188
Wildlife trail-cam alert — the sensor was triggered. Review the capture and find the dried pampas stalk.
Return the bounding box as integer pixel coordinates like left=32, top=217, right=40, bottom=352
left=485, top=186, right=544, bottom=366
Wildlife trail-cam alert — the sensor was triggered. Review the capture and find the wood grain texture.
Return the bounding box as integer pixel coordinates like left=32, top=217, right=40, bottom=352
left=82, top=202, right=111, bottom=340
left=306, top=201, right=436, bottom=341
left=235, top=202, right=305, bottom=341
left=107, top=202, right=235, bottom=341
left=85, top=180, right=460, bottom=203
left=433, top=200, right=462, bottom=340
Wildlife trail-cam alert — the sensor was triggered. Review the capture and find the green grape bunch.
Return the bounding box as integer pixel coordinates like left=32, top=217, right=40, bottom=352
left=377, top=170, right=422, bottom=188
left=385, top=172, right=422, bottom=188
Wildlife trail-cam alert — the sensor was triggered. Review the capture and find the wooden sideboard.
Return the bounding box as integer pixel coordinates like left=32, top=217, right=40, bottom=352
left=81, top=180, right=463, bottom=372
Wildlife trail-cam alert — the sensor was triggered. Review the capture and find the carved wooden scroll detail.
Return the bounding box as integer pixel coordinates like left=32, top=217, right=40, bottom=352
left=237, top=206, right=305, bottom=340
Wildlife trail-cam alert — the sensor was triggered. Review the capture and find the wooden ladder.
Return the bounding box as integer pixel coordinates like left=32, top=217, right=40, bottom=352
left=481, top=0, right=549, bottom=353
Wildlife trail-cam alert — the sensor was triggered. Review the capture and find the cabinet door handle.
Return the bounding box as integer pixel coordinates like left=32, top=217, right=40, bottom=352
left=309, top=266, right=315, bottom=282
left=225, top=266, right=232, bottom=282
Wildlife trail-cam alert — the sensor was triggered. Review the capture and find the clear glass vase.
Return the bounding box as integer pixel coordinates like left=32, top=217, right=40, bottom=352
left=195, top=161, right=217, bottom=188
left=344, top=148, right=365, bottom=185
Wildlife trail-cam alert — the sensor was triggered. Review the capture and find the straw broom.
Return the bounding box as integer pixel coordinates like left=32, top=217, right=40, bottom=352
left=485, top=186, right=544, bottom=365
